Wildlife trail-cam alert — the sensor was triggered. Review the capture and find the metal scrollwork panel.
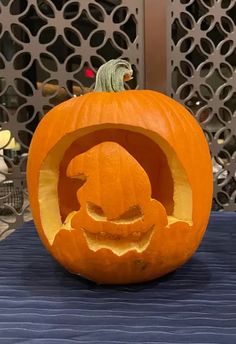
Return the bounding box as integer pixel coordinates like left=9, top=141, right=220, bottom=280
left=0, top=0, right=144, bottom=239
left=168, top=0, right=236, bottom=211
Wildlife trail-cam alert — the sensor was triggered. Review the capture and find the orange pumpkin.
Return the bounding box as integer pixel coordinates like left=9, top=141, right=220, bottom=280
left=27, top=59, right=213, bottom=284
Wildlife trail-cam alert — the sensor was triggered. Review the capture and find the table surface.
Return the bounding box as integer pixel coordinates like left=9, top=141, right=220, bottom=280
left=0, top=212, right=236, bottom=344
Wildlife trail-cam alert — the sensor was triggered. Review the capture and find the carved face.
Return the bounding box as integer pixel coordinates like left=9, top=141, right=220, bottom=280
left=65, top=142, right=168, bottom=256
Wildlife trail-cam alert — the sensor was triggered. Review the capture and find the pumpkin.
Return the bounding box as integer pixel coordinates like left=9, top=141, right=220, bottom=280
left=27, top=59, right=213, bottom=284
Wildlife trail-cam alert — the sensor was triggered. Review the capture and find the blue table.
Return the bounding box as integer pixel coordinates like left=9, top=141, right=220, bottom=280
left=0, top=212, right=236, bottom=344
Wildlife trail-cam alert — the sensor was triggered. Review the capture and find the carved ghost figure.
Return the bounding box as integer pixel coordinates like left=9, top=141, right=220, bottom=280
left=66, top=141, right=168, bottom=256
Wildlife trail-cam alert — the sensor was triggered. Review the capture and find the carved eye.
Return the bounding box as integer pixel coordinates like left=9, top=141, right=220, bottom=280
left=111, top=205, right=143, bottom=223
left=86, top=202, right=142, bottom=224
left=86, top=202, right=106, bottom=221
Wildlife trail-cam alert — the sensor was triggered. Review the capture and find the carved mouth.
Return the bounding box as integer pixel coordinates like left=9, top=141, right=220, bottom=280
left=81, top=225, right=155, bottom=256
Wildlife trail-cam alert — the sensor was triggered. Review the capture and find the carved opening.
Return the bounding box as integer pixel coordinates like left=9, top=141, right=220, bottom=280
left=111, top=205, right=143, bottom=223
left=82, top=225, right=155, bottom=256
left=86, top=202, right=106, bottom=221
left=86, top=202, right=143, bottom=224
left=39, top=125, right=192, bottom=244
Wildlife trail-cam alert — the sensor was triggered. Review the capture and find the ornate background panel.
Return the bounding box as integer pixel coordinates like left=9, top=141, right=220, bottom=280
left=168, top=0, right=236, bottom=212
left=0, top=0, right=144, bottom=239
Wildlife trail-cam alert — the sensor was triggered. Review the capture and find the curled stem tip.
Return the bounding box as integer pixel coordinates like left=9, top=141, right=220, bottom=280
left=94, top=59, right=133, bottom=93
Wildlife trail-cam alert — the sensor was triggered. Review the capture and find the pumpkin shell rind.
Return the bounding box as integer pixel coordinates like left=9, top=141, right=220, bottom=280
left=27, top=90, right=213, bottom=284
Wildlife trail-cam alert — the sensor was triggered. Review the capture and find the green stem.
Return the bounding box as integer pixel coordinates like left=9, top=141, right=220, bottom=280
left=94, top=59, right=133, bottom=92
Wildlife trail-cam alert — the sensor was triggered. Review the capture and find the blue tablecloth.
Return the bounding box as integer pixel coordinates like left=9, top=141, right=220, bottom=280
left=0, top=212, right=236, bottom=344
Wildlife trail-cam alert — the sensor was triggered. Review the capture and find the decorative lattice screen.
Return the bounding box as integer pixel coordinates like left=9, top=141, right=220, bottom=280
left=168, top=0, right=236, bottom=211
left=0, top=0, right=144, bottom=239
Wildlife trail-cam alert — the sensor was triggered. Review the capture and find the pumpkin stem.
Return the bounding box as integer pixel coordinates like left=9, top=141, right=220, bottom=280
left=94, top=59, right=133, bottom=92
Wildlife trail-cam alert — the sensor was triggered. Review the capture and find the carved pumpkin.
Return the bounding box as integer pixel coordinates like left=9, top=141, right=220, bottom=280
left=27, top=59, right=213, bottom=284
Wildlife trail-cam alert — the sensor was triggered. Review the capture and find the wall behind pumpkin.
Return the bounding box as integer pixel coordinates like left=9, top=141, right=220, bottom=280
left=145, top=0, right=235, bottom=212
left=0, top=0, right=235, bottom=239
left=167, top=0, right=235, bottom=212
